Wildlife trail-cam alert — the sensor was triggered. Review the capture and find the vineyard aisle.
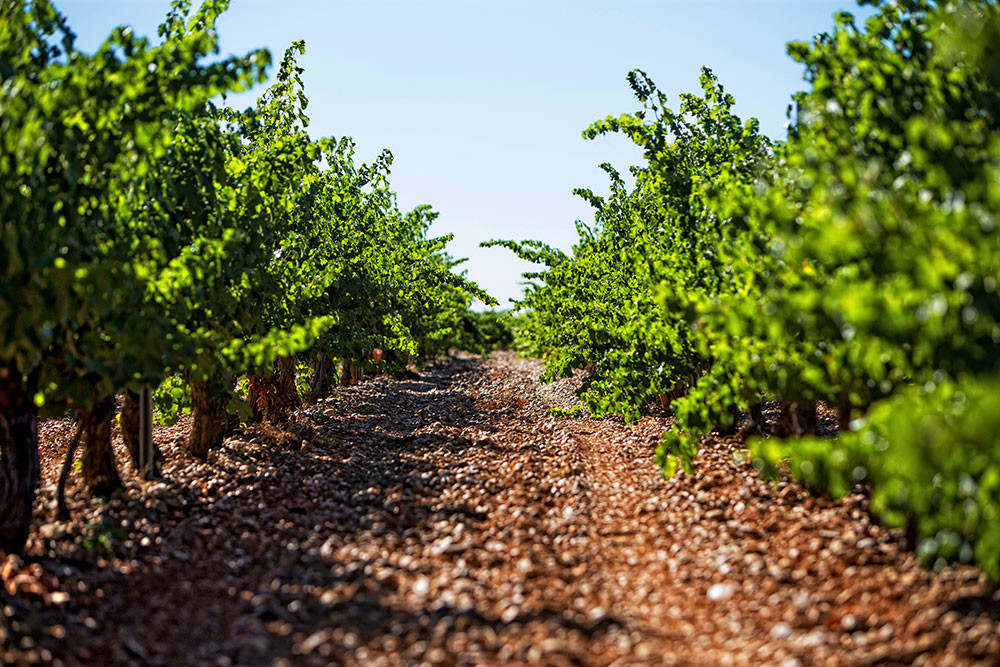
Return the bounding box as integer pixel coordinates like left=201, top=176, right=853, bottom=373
left=6, top=353, right=998, bottom=665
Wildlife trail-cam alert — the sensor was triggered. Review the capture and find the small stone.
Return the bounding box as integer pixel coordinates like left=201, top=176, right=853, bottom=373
left=40, top=524, right=67, bottom=540
left=797, top=631, right=825, bottom=648
left=707, top=582, right=736, bottom=601
left=771, top=622, right=792, bottom=639
left=430, top=536, right=453, bottom=556
left=300, top=630, right=329, bottom=653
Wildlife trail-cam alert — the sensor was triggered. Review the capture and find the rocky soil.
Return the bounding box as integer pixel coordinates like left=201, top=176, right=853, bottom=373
left=1, top=352, right=997, bottom=666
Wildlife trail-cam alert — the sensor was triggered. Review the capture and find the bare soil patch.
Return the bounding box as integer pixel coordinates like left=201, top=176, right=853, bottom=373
left=2, top=352, right=997, bottom=665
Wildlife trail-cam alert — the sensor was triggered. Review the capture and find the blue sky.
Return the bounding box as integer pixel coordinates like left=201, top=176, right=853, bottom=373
left=58, top=0, right=870, bottom=308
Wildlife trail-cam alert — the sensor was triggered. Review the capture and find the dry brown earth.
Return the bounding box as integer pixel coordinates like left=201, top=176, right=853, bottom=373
left=1, top=352, right=997, bottom=665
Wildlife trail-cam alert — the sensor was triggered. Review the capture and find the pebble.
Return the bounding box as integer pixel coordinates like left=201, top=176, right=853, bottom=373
left=707, top=583, right=737, bottom=602
left=771, top=622, right=793, bottom=639
left=15, top=353, right=998, bottom=666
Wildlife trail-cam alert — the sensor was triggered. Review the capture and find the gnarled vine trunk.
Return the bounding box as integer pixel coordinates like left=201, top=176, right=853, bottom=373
left=248, top=356, right=298, bottom=423
left=120, top=391, right=162, bottom=479
left=715, top=404, right=744, bottom=436
left=837, top=391, right=853, bottom=433
left=0, top=363, right=39, bottom=554
left=744, top=400, right=766, bottom=436
left=276, top=355, right=299, bottom=415
left=773, top=400, right=818, bottom=438
left=81, top=396, right=121, bottom=497
left=308, top=354, right=335, bottom=403
left=187, top=379, right=230, bottom=460
left=340, top=359, right=363, bottom=387
left=120, top=391, right=139, bottom=454
left=56, top=418, right=82, bottom=521
left=657, top=375, right=696, bottom=412
left=247, top=373, right=269, bottom=423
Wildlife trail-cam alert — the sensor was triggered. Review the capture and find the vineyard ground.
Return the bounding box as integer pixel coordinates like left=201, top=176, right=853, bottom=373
left=2, top=352, right=998, bottom=665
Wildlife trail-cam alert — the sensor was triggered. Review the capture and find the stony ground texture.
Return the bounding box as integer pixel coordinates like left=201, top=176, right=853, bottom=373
left=2, top=352, right=998, bottom=665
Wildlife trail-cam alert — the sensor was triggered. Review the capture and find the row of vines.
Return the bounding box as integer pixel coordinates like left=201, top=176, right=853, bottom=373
left=492, top=0, right=1000, bottom=579
left=0, top=0, right=499, bottom=553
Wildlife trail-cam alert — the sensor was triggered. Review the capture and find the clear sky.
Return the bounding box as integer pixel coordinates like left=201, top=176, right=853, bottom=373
left=57, top=0, right=870, bottom=308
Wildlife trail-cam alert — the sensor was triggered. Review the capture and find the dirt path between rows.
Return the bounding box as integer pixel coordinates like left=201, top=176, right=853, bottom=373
left=2, top=352, right=998, bottom=665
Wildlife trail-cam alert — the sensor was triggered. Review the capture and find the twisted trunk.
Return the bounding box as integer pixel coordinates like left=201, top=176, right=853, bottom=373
left=715, top=403, right=744, bottom=436
left=81, top=396, right=121, bottom=497
left=56, top=419, right=83, bottom=521
left=745, top=400, right=766, bottom=436
left=837, top=391, right=853, bottom=433
left=657, top=374, right=696, bottom=412
left=276, top=356, right=299, bottom=415
left=120, top=391, right=139, bottom=458
left=339, top=359, right=362, bottom=387
left=308, top=354, right=334, bottom=403
left=773, top=400, right=818, bottom=438
left=187, top=379, right=229, bottom=460
left=0, top=363, right=39, bottom=554
left=121, top=390, right=161, bottom=479
left=247, top=373, right=270, bottom=423
left=248, top=357, right=298, bottom=423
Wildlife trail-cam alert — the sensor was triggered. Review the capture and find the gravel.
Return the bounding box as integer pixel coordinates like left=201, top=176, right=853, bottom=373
left=1, top=351, right=997, bottom=665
